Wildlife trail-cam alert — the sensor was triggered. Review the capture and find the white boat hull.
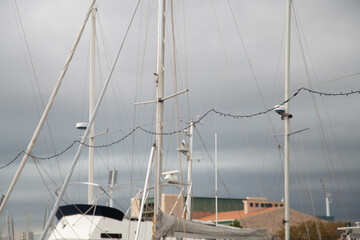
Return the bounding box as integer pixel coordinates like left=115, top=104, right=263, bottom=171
left=47, top=204, right=153, bottom=240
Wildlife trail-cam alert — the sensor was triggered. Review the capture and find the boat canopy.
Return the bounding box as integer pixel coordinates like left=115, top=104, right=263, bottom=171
left=56, top=204, right=124, bottom=222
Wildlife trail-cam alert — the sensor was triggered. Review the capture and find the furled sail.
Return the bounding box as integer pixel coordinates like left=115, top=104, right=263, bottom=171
left=154, top=210, right=267, bottom=240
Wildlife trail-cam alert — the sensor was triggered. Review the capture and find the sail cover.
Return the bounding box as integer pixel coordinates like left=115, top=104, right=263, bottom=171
left=154, top=211, right=266, bottom=240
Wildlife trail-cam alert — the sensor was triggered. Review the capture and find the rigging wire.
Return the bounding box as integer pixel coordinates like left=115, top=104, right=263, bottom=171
left=266, top=144, right=284, bottom=202
left=97, top=8, right=146, bottom=211
left=319, top=72, right=360, bottom=85
left=33, top=158, right=58, bottom=202
left=180, top=0, right=190, bottom=124
left=97, top=10, right=133, bottom=168
left=162, top=1, right=190, bottom=184
left=210, top=0, right=237, bottom=105
left=94, top=15, right=121, bottom=179
left=226, top=0, right=282, bottom=147
left=293, top=1, right=359, bottom=212
left=79, top=36, right=90, bottom=123
left=130, top=0, right=157, bottom=203
left=292, top=2, right=350, bottom=221
left=264, top=11, right=286, bottom=190
left=289, top=8, right=323, bottom=240
left=12, top=0, right=65, bottom=182
left=291, top=168, right=312, bottom=240
left=291, top=134, right=322, bottom=240
left=169, top=0, right=185, bottom=198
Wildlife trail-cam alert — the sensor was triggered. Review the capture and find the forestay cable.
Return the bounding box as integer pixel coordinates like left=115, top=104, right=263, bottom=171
left=0, top=0, right=97, bottom=216
left=40, top=0, right=143, bottom=238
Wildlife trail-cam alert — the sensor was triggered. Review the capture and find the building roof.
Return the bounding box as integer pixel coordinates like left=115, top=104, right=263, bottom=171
left=196, top=208, right=277, bottom=222
left=196, top=207, right=326, bottom=236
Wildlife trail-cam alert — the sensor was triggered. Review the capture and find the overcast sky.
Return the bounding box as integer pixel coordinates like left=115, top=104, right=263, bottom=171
left=0, top=0, right=359, bottom=234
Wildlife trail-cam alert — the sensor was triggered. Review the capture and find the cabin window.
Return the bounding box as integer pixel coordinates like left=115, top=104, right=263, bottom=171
left=255, top=203, right=259, bottom=207
left=275, top=204, right=278, bottom=207
left=250, top=203, right=253, bottom=207
left=280, top=204, right=284, bottom=207
left=261, top=204, right=264, bottom=207
left=101, top=233, right=122, bottom=239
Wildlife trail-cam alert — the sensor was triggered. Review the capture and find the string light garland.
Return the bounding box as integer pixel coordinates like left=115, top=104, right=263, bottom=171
left=1, top=87, right=359, bottom=168
left=0, top=152, right=24, bottom=170
left=30, top=141, right=78, bottom=160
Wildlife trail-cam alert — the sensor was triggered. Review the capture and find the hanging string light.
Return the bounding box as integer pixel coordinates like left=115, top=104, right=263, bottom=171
left=0, top=87, right=359, bottom=168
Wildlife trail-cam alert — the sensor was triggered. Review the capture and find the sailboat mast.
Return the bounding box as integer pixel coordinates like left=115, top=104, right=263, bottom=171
left=186, top=120, right=194, bottom=220
left=5, top=210, right=9, bottom=240
left=88, top=7, right=96, bottom=205
left=215, top=131, right=218, bottom=226
left=284, top=1, right=291, bottom=240
left=154, top=0, right=166, bottom=216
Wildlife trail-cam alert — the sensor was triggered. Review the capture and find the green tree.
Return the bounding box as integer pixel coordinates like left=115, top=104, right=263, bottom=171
left=275, top=220, right=347, bottom=240
left=230, top=219, right=242, bottom=228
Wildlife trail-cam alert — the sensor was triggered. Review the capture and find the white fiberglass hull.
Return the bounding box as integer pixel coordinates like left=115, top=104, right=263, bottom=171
left=47, top=204, right=153, bottom=240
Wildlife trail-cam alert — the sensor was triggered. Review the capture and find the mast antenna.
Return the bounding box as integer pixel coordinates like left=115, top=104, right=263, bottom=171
left=320, top=179, right=332, bottom=217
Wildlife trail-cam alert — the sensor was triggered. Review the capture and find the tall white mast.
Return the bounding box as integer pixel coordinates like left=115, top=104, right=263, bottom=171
left=186, top=121, right=194, bottom=220
left=284, top=1, right=291, bottom=240
left=215, top=131, right=218, bottom=226
left=5, top=210, right=9, bottom=240
left=154, top=0, right=166, bottom=216
left=88, top=7, right=96, bottom=205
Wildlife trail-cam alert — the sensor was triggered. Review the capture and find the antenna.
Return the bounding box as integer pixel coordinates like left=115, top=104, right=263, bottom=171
left=320, top=179, right=332, bottom=217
